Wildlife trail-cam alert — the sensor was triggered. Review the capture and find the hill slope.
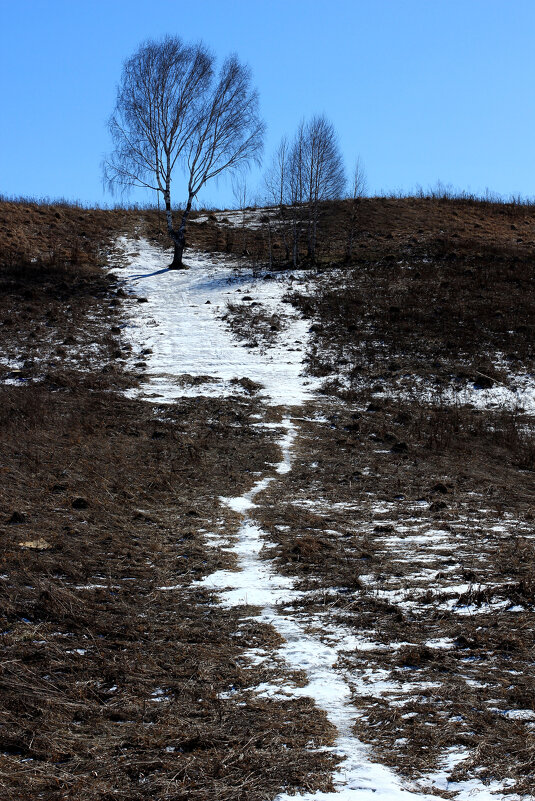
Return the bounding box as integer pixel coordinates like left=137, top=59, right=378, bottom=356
left=0, top=197, right=534, bottom=799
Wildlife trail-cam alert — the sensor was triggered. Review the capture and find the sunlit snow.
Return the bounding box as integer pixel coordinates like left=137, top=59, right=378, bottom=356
left=117, top=236, right=320, bottom=405
left=120, top=236, right=515, bottom=801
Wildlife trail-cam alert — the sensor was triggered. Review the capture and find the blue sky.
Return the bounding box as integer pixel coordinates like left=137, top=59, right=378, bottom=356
left=1, top=0, right=534, bottom=208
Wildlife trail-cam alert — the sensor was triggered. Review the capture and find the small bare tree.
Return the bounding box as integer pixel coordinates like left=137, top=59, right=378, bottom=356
left=300, top=115, right=346, bottom=260
left=263, top=117, right=344, bottom=268
left=346, top=156, right=367, bottom=262
left=263, top=136, right=291, bottom=262
left=104, top=36, right=265, bottom=268
left=264, top=135, right=290, bottom=207
left=284, top=116, right=345, bottom=265
left=231, top=175, right=249, bottom=255
left=265, top=127, right=308, bottom=268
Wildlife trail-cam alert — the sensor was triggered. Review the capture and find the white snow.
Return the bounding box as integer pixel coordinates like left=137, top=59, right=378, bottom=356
left=417, top=373, right=535, bottom=415
left=425, top=638, right=455, bottom=650
left=116, top=236, right=320, bottom=406
left=324, top=349, right=535, bottom=415
left=192, top=206, right=279, bottom=230
left=420, top=749, right=511, bottom=801
left=502, top=709, right=535, bottom=721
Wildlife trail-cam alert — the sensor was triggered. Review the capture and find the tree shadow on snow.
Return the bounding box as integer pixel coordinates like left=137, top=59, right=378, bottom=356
left=128, top=267, right=172, bottom=281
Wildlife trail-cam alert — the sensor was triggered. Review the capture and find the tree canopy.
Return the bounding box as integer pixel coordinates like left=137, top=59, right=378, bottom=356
left=104, top=35, right=265, bottom=267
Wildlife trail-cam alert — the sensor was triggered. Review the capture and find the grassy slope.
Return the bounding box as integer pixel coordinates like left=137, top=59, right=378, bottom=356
left=0, top=201, right=336, bottom=800
left=222, top=196, right=535, bottom=794
left=1, top=195, right=535, bottom=797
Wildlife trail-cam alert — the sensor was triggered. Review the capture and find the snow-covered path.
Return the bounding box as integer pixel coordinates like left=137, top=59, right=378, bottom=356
left=120, top=237, right=507, bottom=801
left=196, top=420, right=441, bottom=801
left=118, top=237, right=320, bottom=405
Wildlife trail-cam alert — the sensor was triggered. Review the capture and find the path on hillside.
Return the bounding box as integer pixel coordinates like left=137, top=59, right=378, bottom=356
left=118, top=237, right=504, bottom=801
left=117, top=236, right=319, bottom=405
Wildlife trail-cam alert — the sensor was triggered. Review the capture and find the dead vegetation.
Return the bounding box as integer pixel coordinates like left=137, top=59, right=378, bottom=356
left=0, top=199, right=339, bottom=800
left=188, top=193, right=535, bottom=271
left=0, top=386, right=338, bottom=800
left=253, top=398, right=535, bottom=793
left=222, top=300, right=286, bottom=349
left=288, top=240, right=535, bottom=398
left=3, top=194, right=535, bottom=797
left=247, top=197, right=535, bottom=795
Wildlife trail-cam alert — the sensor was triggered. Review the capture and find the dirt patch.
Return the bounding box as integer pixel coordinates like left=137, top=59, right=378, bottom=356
left=223, top=300, right=287, bottom=349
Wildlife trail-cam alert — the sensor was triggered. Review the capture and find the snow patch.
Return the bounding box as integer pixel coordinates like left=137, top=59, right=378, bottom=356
left=117, top=236, right=320, bottom=406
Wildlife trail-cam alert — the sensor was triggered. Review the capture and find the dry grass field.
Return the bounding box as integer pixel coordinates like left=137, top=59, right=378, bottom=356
left=1, top=194, right=534, bottom=798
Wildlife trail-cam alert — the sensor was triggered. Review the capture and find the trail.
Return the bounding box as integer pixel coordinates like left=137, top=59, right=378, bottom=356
left=198, top=419, right=440, bottom=801
left=120, top=236, right=506, bottom=801
left=117, top=236, right=319, bottom=405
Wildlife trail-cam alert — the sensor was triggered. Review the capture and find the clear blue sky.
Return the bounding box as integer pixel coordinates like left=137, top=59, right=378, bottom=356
left=1, top=0, right=534, bottom=209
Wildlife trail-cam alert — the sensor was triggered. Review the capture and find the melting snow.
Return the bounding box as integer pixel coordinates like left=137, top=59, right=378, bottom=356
left=120, top=236, right=515, bottom=801
left=117, top=236, right=320, bottom=405
left=195, top=421, right=440, bottom=801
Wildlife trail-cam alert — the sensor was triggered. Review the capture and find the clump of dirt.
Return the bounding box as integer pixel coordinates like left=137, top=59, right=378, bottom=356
left=223, top=300, right=286, bottom=349
left=230, top=376, right=263, bottom=393
left=177, top=373, right=222, bottom=386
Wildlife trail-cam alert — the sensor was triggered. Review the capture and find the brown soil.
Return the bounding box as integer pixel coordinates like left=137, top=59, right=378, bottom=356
left=3, top=194, right=535, bottom=798
left=0, top=199, right=338, bottom=800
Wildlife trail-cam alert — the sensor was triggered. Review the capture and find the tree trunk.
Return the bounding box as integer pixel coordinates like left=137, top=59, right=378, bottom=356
left=292, top=221, right=299, bottom=269
left=279, top=207, right=290, bottom=263
left=346, top=227, right=354, bottom=263
left=345, top=203, right=359, bottom=263
left=266, top=220, right=273, bottom=270
left=307, top=216, right=314, bottom=260
left=168, top=198, right=193, bottom=270
left=312, top=211, right=319, bottom=261
left=169, top=236, right=187, bottom=269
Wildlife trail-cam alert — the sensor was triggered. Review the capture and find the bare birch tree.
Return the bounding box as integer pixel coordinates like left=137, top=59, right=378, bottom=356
left=346, top=156, right=367, bottom=262
left=299, top=115, right=346, bottom=260
left=264, top=135, right=290, bottom=207
left=104, top=36, right=265, bottom=268
left=263, top=136, right=291, bottom=261
left=231, top=175, right=249, bottom=255
left=285, top=116, right=345, bottom=265
left=263, top=117, right=344, bottom=268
